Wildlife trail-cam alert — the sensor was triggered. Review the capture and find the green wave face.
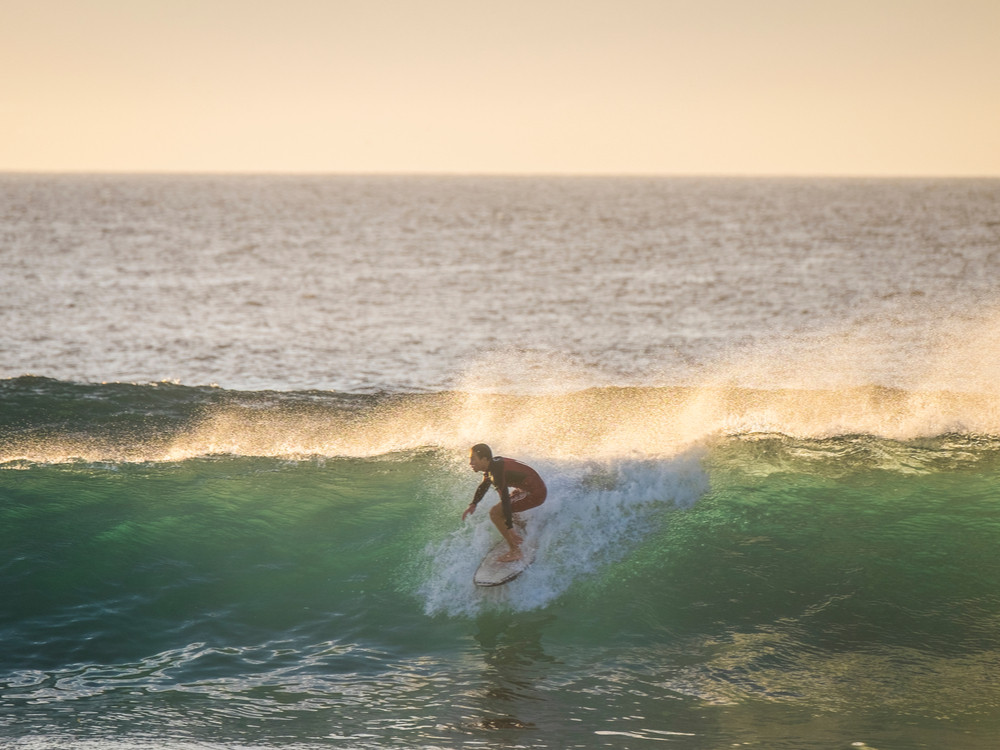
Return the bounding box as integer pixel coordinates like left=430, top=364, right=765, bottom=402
left=3, top=378, right=1000, bottom=748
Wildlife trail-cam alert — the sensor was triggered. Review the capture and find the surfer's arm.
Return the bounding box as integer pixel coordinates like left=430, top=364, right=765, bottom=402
left=464, top=476, right=492, bottom=519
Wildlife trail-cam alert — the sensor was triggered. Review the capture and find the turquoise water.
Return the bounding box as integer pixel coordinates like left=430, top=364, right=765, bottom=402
left=3, top=378, right=1000, bottom=749
left=3, top=176, right=1000, bottom=748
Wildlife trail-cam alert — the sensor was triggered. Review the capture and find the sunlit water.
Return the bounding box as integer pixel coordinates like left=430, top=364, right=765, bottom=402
left=4, top=175, right=998, bottom=392
left=2, top=175, right=1000, bottom=749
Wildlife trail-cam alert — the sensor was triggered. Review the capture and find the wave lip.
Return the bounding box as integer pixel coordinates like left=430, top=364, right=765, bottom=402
left=3, top=376, right=1000, bottom=466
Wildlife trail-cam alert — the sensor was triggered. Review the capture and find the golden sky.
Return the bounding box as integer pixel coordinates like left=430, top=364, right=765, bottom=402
left=2, top=0, right=998, bottom=175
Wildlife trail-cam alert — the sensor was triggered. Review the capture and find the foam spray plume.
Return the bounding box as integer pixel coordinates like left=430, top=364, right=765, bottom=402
left=5, top=307, right=1000, bottom=466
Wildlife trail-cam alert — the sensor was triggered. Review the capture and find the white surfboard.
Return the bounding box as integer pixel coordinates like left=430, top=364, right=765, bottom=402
left=473, top=539, right=536, bottom=587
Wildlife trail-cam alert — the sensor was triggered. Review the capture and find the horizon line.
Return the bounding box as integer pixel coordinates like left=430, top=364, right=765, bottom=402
left=2, top=169, right=998, bottom=180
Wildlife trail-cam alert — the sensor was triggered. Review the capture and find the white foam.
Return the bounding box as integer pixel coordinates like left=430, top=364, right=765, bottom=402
left=419, top=451, right=708, bottom=617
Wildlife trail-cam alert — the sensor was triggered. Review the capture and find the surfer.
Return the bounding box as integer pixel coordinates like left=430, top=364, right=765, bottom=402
left=463, top=443, right=546, bottom=562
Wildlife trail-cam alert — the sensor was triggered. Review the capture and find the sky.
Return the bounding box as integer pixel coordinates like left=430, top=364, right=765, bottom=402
left=2, top=0, right=998, bottom=176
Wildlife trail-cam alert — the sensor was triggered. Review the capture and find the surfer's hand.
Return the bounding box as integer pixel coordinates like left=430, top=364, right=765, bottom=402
left=462, top=503, right=475, bottom=521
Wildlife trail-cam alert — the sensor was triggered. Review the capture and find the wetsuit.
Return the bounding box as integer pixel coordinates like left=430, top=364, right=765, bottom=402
left=471, top=456, right=547, bottom=529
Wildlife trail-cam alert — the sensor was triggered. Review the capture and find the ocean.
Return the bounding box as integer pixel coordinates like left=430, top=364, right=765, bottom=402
left=2, top=174, right=999, bottom=749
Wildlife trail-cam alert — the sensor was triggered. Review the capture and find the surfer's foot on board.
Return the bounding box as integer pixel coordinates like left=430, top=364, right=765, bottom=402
left=498, top=548, right=523, bottom=563
left=497, top=526, right=523, bottom=562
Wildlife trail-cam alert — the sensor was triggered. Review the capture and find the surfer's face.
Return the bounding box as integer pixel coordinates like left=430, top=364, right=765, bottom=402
left=469, top=451, right=490, bottom=472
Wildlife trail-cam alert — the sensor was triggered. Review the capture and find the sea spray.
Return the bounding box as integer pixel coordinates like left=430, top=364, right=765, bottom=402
left=6, top=375, right=1000, bottom=467
left=420, top=452, right=709, bottom=617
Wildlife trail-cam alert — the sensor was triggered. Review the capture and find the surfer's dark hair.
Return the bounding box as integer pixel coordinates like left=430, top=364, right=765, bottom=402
left=471, top=443, right=492, bottom=460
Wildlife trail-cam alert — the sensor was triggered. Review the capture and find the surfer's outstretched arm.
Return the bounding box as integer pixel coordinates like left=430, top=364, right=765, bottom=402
left=463, top=475, right=491, bottom=520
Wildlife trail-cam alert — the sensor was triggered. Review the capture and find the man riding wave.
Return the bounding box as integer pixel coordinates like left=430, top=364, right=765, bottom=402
left=463, top=443, right=546, bottom=562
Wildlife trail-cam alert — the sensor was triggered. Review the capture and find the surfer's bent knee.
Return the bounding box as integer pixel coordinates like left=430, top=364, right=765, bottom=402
left=510, top=485, right=546, bottom=513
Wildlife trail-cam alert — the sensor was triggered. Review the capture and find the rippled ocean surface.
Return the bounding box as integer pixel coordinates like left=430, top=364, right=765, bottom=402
left=2, top=175, right=1000, bottom=749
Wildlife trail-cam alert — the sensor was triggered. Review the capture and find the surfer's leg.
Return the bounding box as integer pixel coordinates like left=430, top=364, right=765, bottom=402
left=490, top=483, right=545, bottom=562
left=489, top=502, right=523, bottom=561
left=510, top=484, right=545, bottom=514
left=506, top=490, right=531, bottom=545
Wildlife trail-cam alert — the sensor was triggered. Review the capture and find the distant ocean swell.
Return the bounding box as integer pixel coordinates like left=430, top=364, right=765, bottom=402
left=3, top=376, right=1000, bottom=747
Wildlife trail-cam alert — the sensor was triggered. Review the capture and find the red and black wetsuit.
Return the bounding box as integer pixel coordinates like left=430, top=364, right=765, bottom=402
left=471, top=456, right=547, bottom=529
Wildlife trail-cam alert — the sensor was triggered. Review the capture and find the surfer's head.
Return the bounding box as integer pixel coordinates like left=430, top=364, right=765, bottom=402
left=470, top=443, right=492, bottom=472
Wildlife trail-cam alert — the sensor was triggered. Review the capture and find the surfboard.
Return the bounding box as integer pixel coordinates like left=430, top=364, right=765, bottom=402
left=473, top=539, right=535, bottom=587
